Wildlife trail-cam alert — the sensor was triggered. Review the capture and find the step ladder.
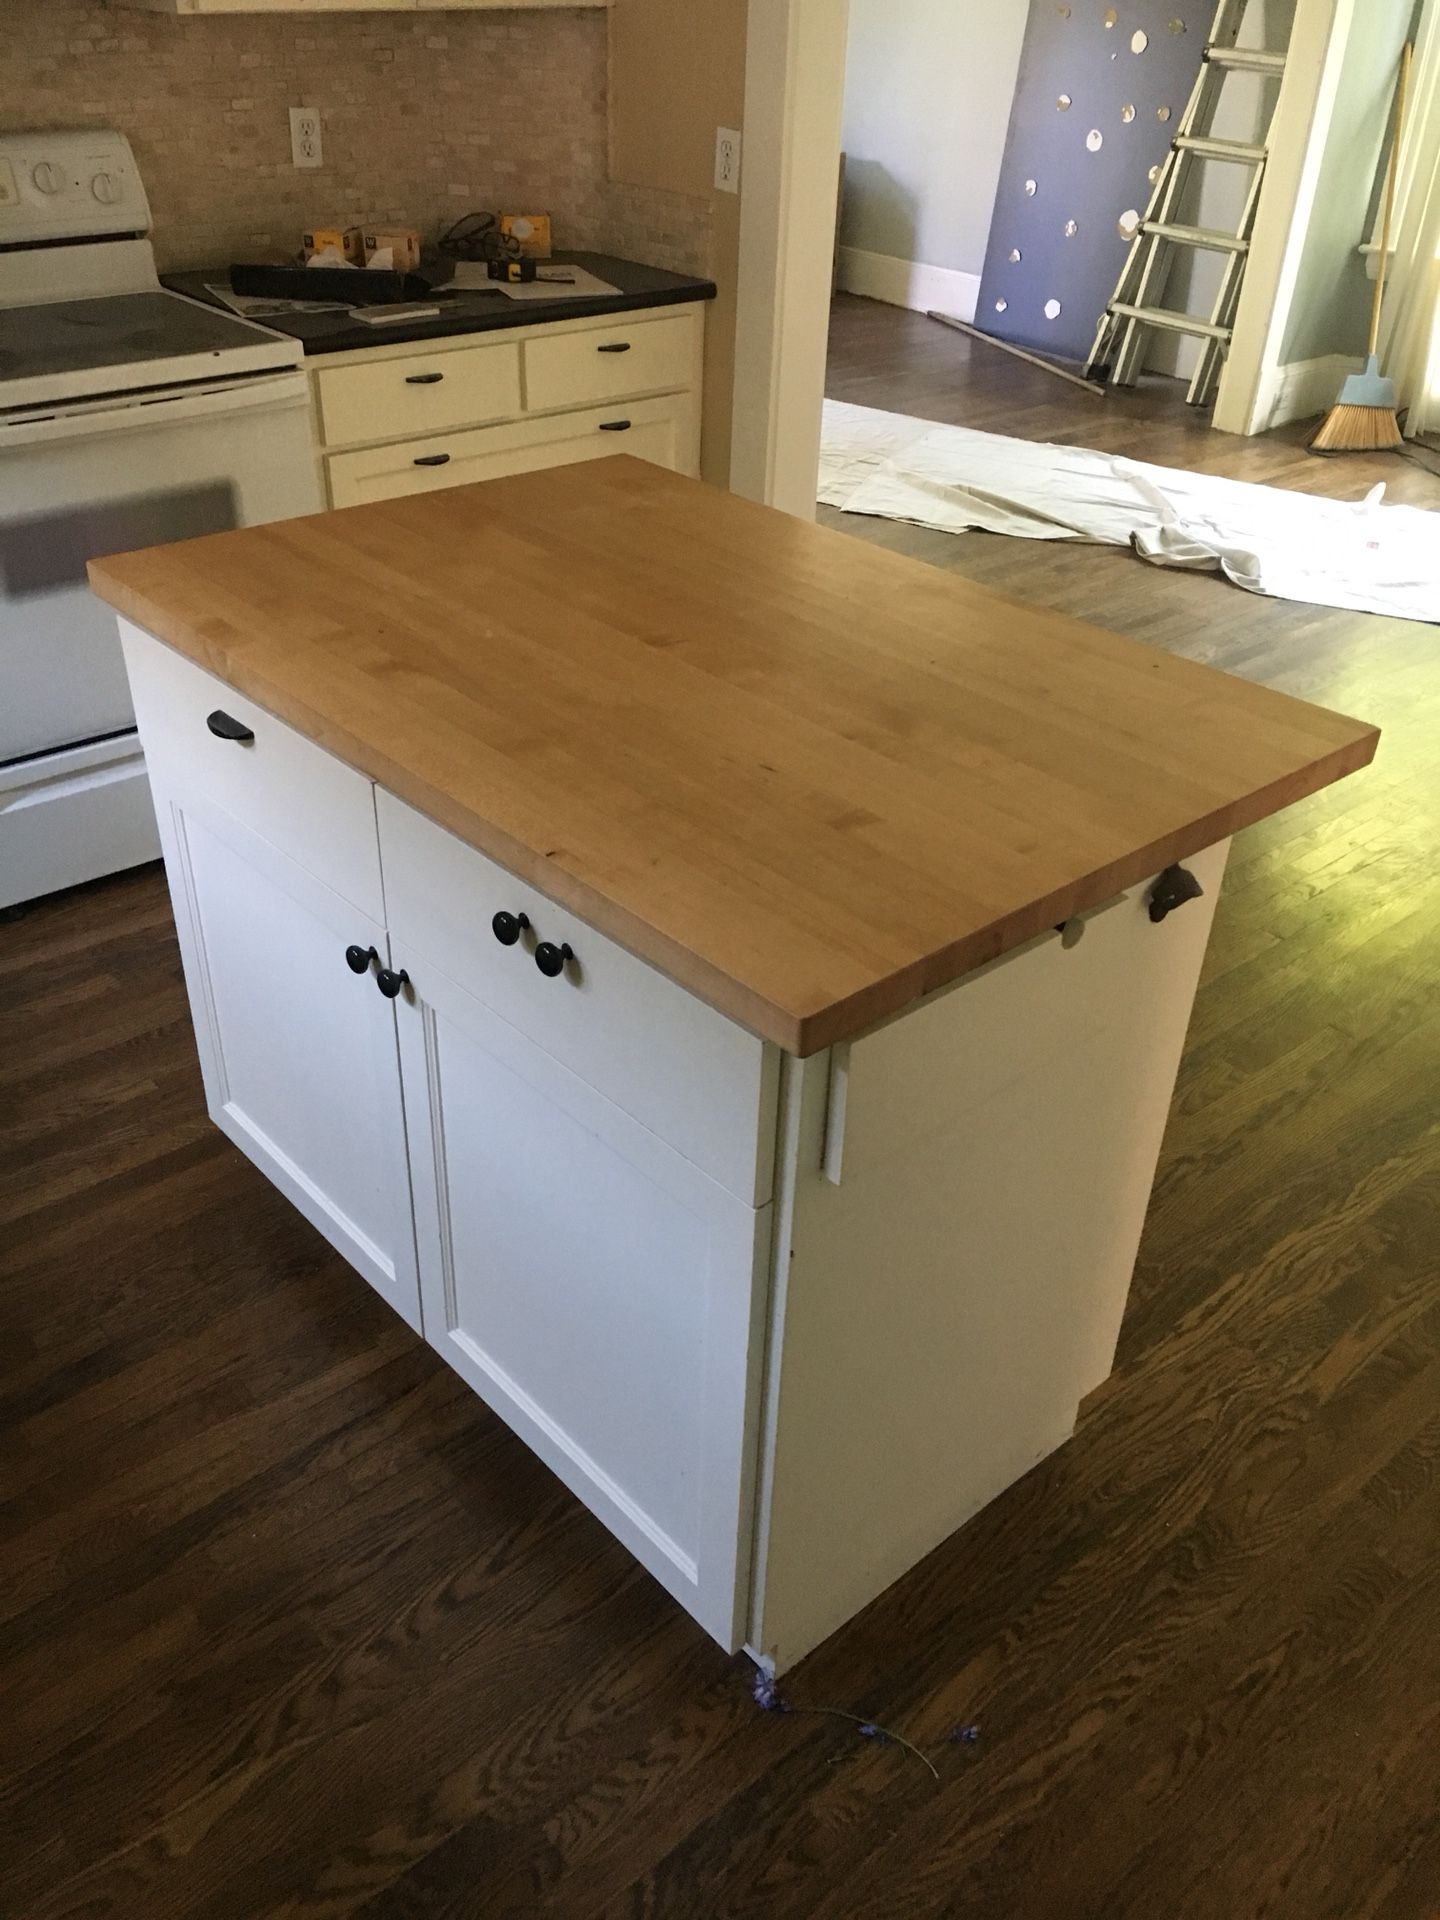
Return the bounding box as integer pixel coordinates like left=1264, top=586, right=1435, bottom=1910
left=1084, top=0, right=1292, bottom=407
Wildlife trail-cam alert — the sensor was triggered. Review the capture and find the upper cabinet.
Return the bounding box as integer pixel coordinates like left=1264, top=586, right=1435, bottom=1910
left=115, top=1, right=607, bottom=14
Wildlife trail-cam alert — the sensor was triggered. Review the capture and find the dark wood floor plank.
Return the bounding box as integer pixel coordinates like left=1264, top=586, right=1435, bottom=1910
left=3, top=295, right=1435, bottom=1920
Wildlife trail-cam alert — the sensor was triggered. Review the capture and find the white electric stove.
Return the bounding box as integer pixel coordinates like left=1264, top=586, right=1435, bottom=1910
left=0, top=130, right=323, bottom=911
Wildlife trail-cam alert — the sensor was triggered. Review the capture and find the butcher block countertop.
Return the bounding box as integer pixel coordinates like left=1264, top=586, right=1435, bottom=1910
left=89, top=457, right=1379, bottom=1055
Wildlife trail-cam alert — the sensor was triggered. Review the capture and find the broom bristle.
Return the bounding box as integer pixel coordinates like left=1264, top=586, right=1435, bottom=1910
left=1310, top=403, right=1405, bottom=453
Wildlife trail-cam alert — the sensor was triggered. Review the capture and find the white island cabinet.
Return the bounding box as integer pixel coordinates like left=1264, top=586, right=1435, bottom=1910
left=94, top=458, right=1378, bottom=1674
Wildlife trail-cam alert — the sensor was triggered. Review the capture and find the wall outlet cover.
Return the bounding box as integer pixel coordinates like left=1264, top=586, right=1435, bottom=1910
left=715, top=127, right=742, bottom=194
left=290, top=107, right=323, bottom=171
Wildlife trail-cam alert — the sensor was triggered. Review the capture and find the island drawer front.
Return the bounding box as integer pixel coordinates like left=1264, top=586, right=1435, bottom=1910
left=377, top=792, right=779, bottom=1208
left=523, top=313, right=697, bottom=413
left=325, top=395, right=694, bottom=508
left=118, top=621, right=385, bottom=925
left=314, top=341, right=522, bottom=451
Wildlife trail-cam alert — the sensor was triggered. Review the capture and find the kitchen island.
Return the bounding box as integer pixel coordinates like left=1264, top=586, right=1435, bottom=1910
left=89, top=458, right=1378, bottom=1673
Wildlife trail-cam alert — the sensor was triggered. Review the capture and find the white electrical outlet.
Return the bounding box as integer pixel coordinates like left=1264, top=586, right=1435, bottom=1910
left=715, top=127, right=741, bottom=194
left=290, top=106, right=323, bottom=171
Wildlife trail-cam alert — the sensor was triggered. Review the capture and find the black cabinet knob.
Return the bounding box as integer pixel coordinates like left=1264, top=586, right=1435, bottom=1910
left=597, top=341, right=633, bottom=354
left=346, top=943, right=380, bottom=975
left=598, top=419, right=632, bottom=433
left=491, top=909, right=531, bottom=948
left=1148, top=864, right=1205, bottom=924
left=376, top=967, right=411, bottom=1000
left=206, top=709, right=254, bottom=744
left=406, top=371, right=444, bottom=385
left=534, top=941, right=574, bottom=980
left=413, top=453, right=451, bottom=468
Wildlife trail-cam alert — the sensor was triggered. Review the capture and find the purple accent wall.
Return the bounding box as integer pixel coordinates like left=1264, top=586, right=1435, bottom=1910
left=977, top=3, right=1207, bottom=360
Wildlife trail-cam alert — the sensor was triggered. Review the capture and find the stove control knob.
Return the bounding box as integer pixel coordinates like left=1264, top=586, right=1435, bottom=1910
left=91, top=171, right=122, bottom=206
left=32, top=161, right=66, bottom=195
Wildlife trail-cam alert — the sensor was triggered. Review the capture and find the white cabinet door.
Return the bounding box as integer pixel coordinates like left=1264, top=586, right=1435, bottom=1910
left=395, top=947, right=770, bottom=1648
left=153, top=779, right=422, bottom=1333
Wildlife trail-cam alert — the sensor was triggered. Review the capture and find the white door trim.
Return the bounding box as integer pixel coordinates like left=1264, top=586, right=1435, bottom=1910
left=729, top=0, right=850, bottom=517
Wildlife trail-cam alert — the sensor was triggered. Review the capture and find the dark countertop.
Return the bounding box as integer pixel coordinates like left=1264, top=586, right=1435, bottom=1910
left=163, top=253, right=716, bottom=358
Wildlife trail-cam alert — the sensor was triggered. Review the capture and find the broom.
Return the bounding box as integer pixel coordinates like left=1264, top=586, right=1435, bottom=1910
left=1311, top=40, right=1412, bottom=453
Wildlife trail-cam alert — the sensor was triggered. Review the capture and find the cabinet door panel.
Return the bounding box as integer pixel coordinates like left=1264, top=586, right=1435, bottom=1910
left=157, top=781, right=421, bottom=1332
left=397, top=949, right=769, bottom=1648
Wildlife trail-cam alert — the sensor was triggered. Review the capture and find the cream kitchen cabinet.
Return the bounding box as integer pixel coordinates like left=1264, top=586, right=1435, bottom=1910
left=123, top=636, right=422, bottom=1331
left=112, top=610, right=1236, bottom=1669
left=309, top=305, right=704, bottom=509
left=120, top=618, right=770, bottom=1647
left=95, top=460, right=1375, bottom=1677
left=395, top=944, right=770, bottom=1646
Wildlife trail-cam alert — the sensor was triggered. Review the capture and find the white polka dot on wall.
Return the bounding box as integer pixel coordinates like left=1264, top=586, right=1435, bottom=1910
left=1009, top=247, right=1022, bottom=262
left=1057, top=93, right=1072, bottom=111
left=1065, top=218, right=1079, bottom=237
left=1132, top=29, right=1149, bottom=53
left=1086, top=129, right=1104, bottom=152
left=995, top=298, right=1008, bottom=312
left=1149, top=163, right=1163, bottom=182
left=1121, top=103, right=1136, bottom=123
left=1044, top=299, right=1062, bottom=320
left=1024, top=178, right=1038, bottom=196
left=1157, top=104, right=1172, bottom=121
left=1118, top=208, right=1141, bottom=240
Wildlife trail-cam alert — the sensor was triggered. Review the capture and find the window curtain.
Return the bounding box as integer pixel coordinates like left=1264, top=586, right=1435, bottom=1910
left=1383, top=2, right=1440, bottom=438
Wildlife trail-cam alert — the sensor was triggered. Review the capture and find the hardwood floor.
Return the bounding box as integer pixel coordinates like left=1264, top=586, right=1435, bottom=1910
left=3, top=294, right=1437, bottom=1918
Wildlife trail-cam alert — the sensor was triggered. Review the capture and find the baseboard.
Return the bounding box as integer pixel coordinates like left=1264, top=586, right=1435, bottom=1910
left=837, top=245, right=980, bottom=323
left=1255, top=353, right=1362, bottom=431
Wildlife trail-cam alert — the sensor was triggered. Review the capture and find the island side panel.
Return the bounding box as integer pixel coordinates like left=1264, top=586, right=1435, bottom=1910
left=748, top=844, right=1229, bottom=1675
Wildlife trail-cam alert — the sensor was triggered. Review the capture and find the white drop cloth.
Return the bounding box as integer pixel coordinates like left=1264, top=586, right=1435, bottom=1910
left=819, top=399, right=1440, bottom=625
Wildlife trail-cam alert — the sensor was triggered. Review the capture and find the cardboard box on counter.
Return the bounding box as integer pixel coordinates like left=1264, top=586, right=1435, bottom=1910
left=362, top=228, right=422, bottom=272
left=302, top=226, right=364, bottom=265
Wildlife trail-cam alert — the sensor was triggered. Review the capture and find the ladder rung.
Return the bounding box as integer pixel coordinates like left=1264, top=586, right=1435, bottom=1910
left=1110, top=304, right=1234, bottom=341
left=1175, top=135, right=1267, bottom=163
left=1143, top=222, right=1250, bottom=254
left=1207, top=46, right=1287, bottom=74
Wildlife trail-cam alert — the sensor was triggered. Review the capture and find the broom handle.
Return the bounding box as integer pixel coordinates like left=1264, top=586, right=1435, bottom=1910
left=1370, top=41, right=1412, bottom=358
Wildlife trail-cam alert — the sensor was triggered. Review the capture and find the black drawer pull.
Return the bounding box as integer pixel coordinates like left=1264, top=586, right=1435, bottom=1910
left=206, top=709, right=254, bottom=744
left=598, top=420, right=632, bottom=434
left=1148, top=864, right=1205, bottom=924
left=406, top=372, right=445, bottom=385
left=345, top=944, right=380, bottom=976
left=376, top=966, right=411, bottom=1000
left=413, top=453, right=451, bottom=468
left=535, top=941, right=574, bottom=980
left=492, top=909, right=531, bottom=948
left=597, top=342, right=633, bottom=354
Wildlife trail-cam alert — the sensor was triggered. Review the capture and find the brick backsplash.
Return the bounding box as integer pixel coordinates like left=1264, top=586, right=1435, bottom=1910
left=1, top=2, right=711, bottom=277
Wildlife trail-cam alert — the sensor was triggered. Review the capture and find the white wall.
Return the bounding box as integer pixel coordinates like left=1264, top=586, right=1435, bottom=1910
left=1278, top=0, right=1417, bottom=361
left=837, top=0, right=1027, bottom=319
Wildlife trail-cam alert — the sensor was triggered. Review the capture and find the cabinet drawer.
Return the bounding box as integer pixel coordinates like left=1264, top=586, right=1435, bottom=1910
left=377, top=793, right=778, bottom=1206
left=523, top=313, right=697, bottom=413
left=315, top=341, right=521, bottom=451
left=118, top=620, right=384, bottom=924
left=325, top=394, right=695, bottom=508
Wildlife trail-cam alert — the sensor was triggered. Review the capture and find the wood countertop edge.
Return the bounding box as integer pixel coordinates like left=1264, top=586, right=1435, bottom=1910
left=91, top=569, right=1381, bottom=1061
